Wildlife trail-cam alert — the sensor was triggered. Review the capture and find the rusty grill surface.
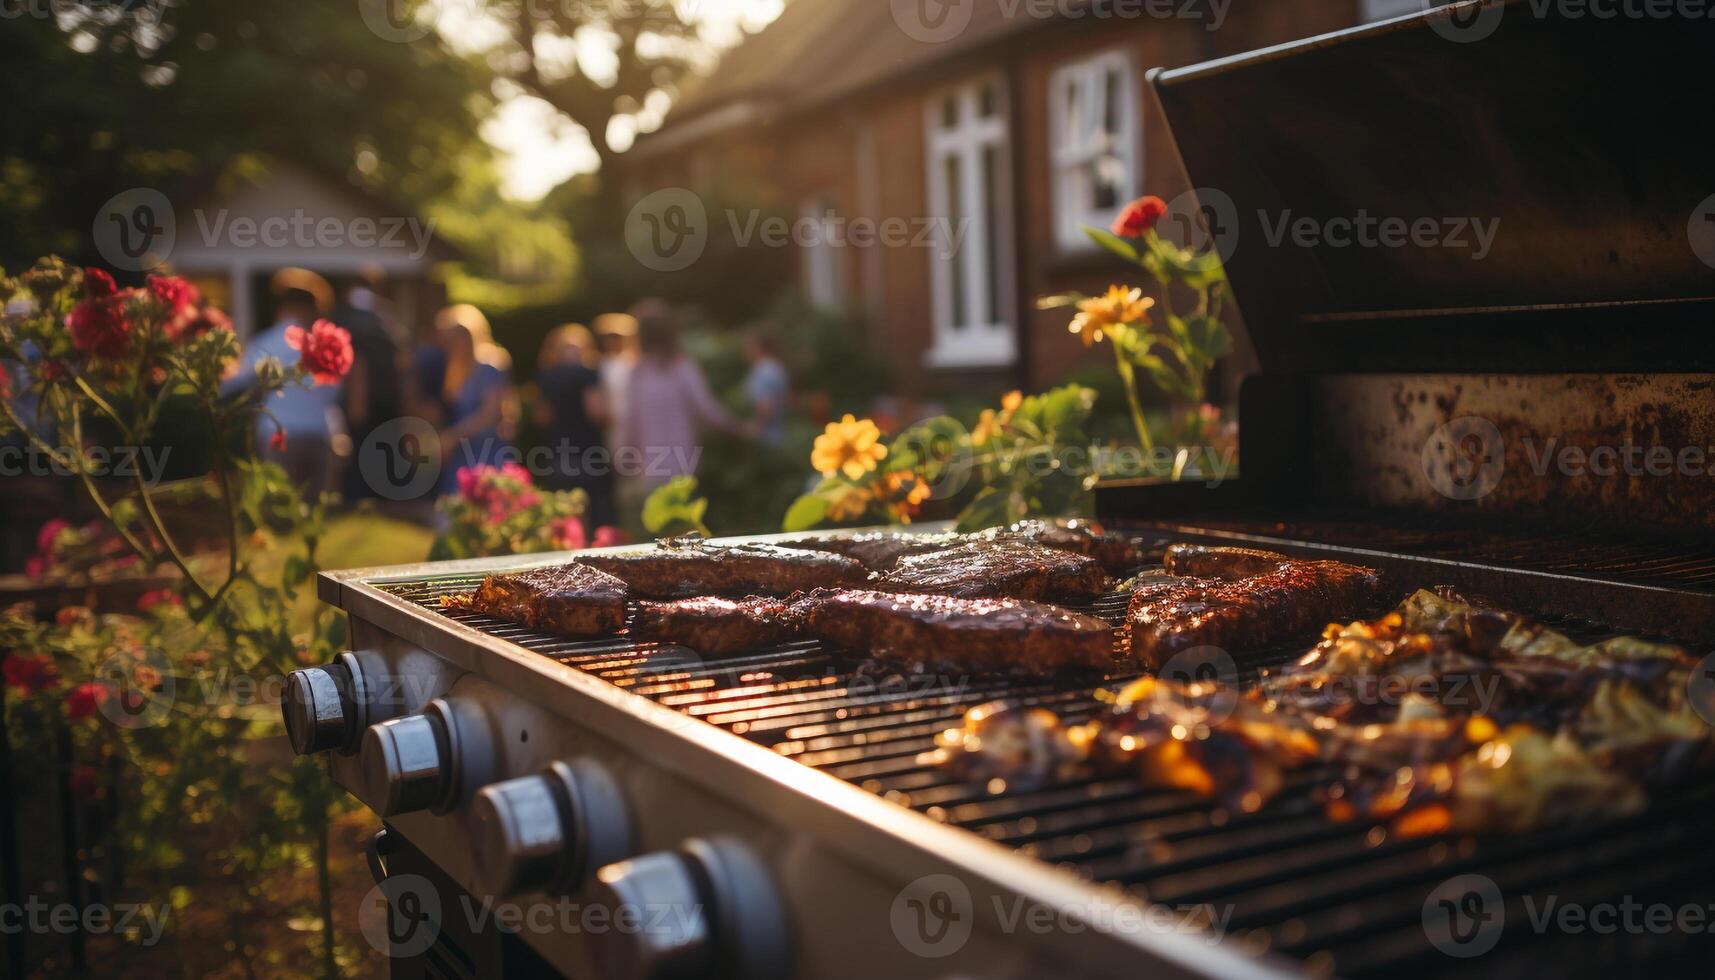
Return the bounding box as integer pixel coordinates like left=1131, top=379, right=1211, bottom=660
left=370, top=534, right=1715, bottom=979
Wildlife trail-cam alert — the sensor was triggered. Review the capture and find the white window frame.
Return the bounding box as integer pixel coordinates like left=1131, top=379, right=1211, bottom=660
left=799, top=196, right=844, bottom=310
left=1049, top=49, right=1140, bottom=251
left=924, top=75, right=1016, bottom=369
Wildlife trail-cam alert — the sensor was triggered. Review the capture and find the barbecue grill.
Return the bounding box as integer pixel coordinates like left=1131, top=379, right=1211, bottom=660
left=289, top=6, right=1715, bottom=978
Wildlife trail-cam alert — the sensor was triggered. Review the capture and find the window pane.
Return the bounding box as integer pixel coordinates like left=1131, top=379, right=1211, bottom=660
left=1103, top=67, right=1121, bottom=137
left=945, top=153, right=966, bottom=329
left=979, top=83, right=996, bottom=118
left=942, top=96, right=959, bottom=130
left=981, top=145, right=1001, bottom=326
left=1064, top=78, right=1082, bottom=144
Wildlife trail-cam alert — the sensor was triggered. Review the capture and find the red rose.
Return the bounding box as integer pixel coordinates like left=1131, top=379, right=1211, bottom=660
left=67, top=292, right=134, bottom=360
left=1111, top=195, right=1168, bottom=238
left=285, top=319, right=354, bottom=385
left=146, top=275, right=199, bottom=316
left=65, top=682, right=111, bottom=722
left=3, top=653, right=58, bottom=694
left=83, top=267, right=117, bottom=298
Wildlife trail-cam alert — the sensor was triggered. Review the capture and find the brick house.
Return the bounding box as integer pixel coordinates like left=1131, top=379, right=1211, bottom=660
left=624, top=0, right=1404, bottom=397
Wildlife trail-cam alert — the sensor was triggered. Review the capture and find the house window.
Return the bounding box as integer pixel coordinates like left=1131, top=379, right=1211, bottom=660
left=800, top=197, right=844, bottom=310
left=1050, top=50, right=1138, bottom=250
left=924, top=76, right=1015, bottom=368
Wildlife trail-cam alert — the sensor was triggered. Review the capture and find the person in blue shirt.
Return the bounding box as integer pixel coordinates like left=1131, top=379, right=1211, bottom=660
left=742, top=330, right=790, bottom=447
left=221, top=271, right=343, bottom=493
left=433, top=304, right=516, bottom=495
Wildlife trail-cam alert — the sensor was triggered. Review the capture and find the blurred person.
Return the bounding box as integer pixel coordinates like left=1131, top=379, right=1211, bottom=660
left=593, top=311, right=639, bottom=447
left=332, top=276, right=403, bottom=501
left=742, top=329, right=790, bottom=446
left=222, top=268, right=343, bottom=494
left=434, top=304, right=516, bottom=495
left=613, top=301, right=737, bottom=520
left=534, top=324, right=613, bottom=525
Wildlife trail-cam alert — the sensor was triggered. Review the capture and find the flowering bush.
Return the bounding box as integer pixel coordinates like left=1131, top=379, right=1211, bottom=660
left=780, top=384, right=1099, bottom=533
left=0, top=256, right=355, bottom=972
left=1041, top=194, right=1236, bottom=475
left=431, top=462, right=624, bottom=559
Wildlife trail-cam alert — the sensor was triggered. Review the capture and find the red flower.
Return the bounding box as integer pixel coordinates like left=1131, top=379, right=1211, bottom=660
left=1111, top=195, right=1168, bottom=238
left=550, top=516, right=587, bottom=551
left=35, top=518, right=70, bottom=554
left=285, top=319, right=354, bottom=385
left=592, top=526, right=626, bottom=548
left=3, top=653, right=58, bottom=694
left=146, top=275, right=199, bottom=317
left=184, top=305, right=233, bottom=339
left=65, top=682, right=111, bottom=722
left=83, top=267, right=117, bottom=298
left=67, top=292, right=133, bottom=360
left=137, top=589, right=182, bottom=613
left=270, top=429, right=288, bottom=452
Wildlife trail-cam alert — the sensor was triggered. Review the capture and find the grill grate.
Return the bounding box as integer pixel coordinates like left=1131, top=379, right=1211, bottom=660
left=373, top=566, right=1715, bottom=979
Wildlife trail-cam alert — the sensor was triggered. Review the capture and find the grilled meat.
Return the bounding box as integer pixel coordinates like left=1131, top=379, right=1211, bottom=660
left=631, top=596, right=799, bottom=655
left=792, top=589, right=1116, bottom=675
left=874, top=541, right=1113, bottom=601
left=780, top=531, right=956, bottom=571
left=442, top=562, right=628, bottom=637
left=981, top=519, right=1157, bottom=574
left=1127, top=546, right=1383, bottom=667
left=579, top=538, right=867, bottom=598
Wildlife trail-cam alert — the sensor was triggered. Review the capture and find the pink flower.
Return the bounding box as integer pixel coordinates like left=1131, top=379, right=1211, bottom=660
left=3, top=653, right=58, bottom=694
left=592, top=526, right=626, bottom=548
left=137, top=589, right=182, bottom=613
left=270, top=429, right=288, bottom=452
left=550, top=516, right=587, bottom=551
left=284, top=319, right=354, bottom=385
left=23, top=556, right=47, bottom=580
left=146, top=274, right=199, bottom=318
left=65, top=682, right=110, bottom=722
left=184, top=305, right=233, bottom=339
left=83, top=267, right=117, bottom=298
left=35, top=518, right=70, bottom=554
left=1111, top=195, right=1168, bottom=238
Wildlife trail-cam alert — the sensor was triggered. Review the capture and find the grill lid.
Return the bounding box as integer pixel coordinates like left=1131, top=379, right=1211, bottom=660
left=1149, top=1, right=1715, bottom=374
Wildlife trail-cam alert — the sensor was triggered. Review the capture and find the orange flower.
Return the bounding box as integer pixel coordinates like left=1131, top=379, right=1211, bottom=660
left=825, top=484, right=872, bottom=522
left=971, top=390, right=1023, bottom=446
left=812, top=414, right=887, bottom=480
left=875, top=470, right=932, bottom=521
left=1069, top=285, right=1153, bottom=347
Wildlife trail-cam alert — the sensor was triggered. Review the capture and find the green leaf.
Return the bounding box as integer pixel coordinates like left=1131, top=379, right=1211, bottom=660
left=781, top=492, right=828, bottom=532
left=1083, top=227, right=1142, bottom=265
left=642, top=476, right=711, bottom=537
left=955, top=486, right=1027, bottom=533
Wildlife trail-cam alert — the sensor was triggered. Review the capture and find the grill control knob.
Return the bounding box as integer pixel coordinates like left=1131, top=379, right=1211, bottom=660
left=362, top=709, right=451, bottom=816
left=471, top=760, right=632, bottom=899
left=590, top=839, right=790, bottom=980
left=282, top=651, right=402, bottom=755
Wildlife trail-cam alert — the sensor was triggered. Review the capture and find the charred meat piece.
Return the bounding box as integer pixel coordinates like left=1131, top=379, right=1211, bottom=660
left=631, top=596, right=799, bottom=655
left=793, top=589, right=1116, bottom=675
left=1163, top=543, right=1304, bottom=579
left=981, top=519, right=1157, bottom=574
left=442, top=563, right=628, bottom=637
left=1128, top=547, right=1383, bottom=668
left=579, top=539, right=866, bottom=598
left=780, top=531, right=956, bottom=571
left=874, top=541, right=1113, bottom=602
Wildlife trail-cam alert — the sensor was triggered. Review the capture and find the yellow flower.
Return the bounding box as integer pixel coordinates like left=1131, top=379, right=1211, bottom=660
left=812, top=414, right=887, bottom=480
left=875, top=470, right=932, bottom=519
left=972, top=390, right=1024, bottom=446
left=1069, top=285, right=1153, bottom=347
left=825, top=484, right=872, bottom=522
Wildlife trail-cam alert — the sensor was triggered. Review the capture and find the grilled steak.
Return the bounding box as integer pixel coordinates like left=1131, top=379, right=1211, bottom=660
left=874, top=541, right=1113, bottom=601
left=1127, top=546, right=1383, bottom=668
left=579, top=539, right=866, bottom=598
left=792, top=589, right=1116, bottom=675
left=442, top=562, right=628, bottom=637
left=632, top=596, right=799, bottom=655
left=780, top=531, right=955, bottom=571
left=980, top=519, right=1157, bottom=574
